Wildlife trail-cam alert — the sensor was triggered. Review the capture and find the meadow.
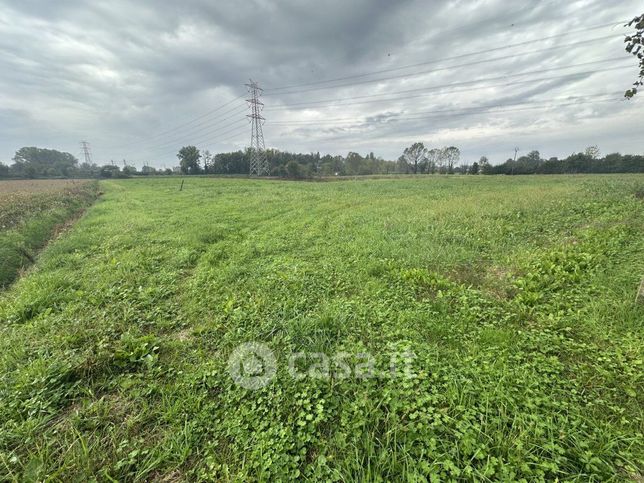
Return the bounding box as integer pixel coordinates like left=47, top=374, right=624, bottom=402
left=0, top=175, right=642, bottom=481
left=0, top=179, right=99, bottom=287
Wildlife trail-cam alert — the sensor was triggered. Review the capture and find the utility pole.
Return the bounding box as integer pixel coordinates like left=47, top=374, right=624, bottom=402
left=512, top=147, right=519, bottom=175
left=80, top=141, right=92, bottom=165
left=245, top=79, right=269, bottom=176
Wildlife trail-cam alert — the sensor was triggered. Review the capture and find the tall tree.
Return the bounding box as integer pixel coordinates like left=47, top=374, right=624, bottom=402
left=436, top=148, right=449, bottom=173
left=202, top=149, right=213, bottom=174
left=177, top=146, right=201, bottom=174
left=625, top=13, right=644, bottom=98
left=584, top=145, right=600, bottom=159
left=427, top=148, right=440, bottom=174
left=443, top=146, right=460, bottom=174
left=397, top=155, right=409, bottom=174
left=402, top=142, right=428, bottom=174
left=346, top=152, right=364, bottom=175
left=479, top=156, right=492, bottom=174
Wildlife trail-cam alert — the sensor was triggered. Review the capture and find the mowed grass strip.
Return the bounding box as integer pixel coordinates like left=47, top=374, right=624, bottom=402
left=0, top=179, right=99, bottom=288
left=0, top=175, right=642, bottom=481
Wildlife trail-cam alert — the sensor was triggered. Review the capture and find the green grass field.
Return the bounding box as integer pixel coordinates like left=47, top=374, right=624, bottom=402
left=0, top=175, right=643, bottom=481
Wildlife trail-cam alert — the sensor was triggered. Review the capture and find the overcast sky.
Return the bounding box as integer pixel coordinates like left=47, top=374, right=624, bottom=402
left=0, top=0, right=642, bottom=168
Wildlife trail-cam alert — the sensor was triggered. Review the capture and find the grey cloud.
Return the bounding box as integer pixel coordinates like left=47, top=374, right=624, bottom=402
left=0, top=0, right=642, bottom=168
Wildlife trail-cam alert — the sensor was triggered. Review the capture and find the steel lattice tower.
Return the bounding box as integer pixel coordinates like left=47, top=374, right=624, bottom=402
left=80, top=141, right=92, bottom=164
left=245, top=79, right=269, bottom=176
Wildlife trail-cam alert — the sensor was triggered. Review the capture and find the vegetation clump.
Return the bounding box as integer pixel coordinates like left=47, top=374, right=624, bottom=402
left=0, top=179, right=99, bottom=287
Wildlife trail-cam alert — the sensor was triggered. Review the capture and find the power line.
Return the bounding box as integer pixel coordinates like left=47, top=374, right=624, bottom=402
left=267, top=93, right=622, bottom=127
left=100, top=94, right=246, bottom=150
left=276, top=97, right=631, bottom=150
left=140, top=95, right=245, bottom=139
left=159, top=125, right=250, bottom=159
left=264, top=54, right=628, bottom=97
left=131, top=109, right=248, bottom=152
left=164, top=127, right=249, bottom=161
left=108, top=98, right=250, bottom=159
left=264, top=65, right=629, bottom=112
left=265, top=21, right=625, bottom=92
left=271, top=91, right=622, bottom=126
left=130, top=118, right=249, bottom=153
left=172, top=120, right=249, bottom=150
left=115, top=124, right=250, bottom=164
left=195, top=126, right=249, bottom=150
left=152, top=102, right=247, bottom=138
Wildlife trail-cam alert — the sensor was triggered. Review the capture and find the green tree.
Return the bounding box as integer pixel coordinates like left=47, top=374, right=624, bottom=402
left=285, top=160, right=303, bottom=178
left=202, top=150, right=213, bottom=174
left=345, top=152, right=364, bottom=175
left=213, top=150, right=247, bottom=174
left=12, top=147, right=78, bottom=177
left=402, top=142, right=428, bottom=174
left=99, top=165, right=121, bottom=178
left=177, top=146, right=201, bottom=174
left=470, top=162, right=480, bottom=174
left=122, top=165, right=137, bottom=176
left=525, top=150, right=541, bottom=164
left=479, top=156, right=492, bottom=174
left=443, top=146, right=460, bottom=174
left=427, top=148, right=440, bottom=174
left=625, top=13, right=644, bottom=98
left=436, top=148, right=448, bottom=173
left=584, top=145, right=600, bottom=159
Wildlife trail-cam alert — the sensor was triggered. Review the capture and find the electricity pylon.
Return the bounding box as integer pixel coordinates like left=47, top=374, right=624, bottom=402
left=80, top=141, right=92, bottom=164
left=245, top=80, right=269, bottom=176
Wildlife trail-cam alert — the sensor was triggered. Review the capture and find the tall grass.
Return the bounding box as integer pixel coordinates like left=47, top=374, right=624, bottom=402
left=0, top=180, right=99, bottom=287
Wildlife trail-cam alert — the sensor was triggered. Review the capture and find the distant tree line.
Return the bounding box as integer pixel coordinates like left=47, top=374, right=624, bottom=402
left=2, top=147, right=79, bottom=178
left=477, top=147, right=644, bottom=175
left=0, top=147, right=175, bottom=179
left=176, top=146, right=398, bottom=177
left=2, top=144, right=642, bottom=180
left=393, top=143, right=643, bottom=175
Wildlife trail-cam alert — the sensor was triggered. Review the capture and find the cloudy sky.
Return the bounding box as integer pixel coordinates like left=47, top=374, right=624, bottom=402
left=0, top=0, right=642, bottom=168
